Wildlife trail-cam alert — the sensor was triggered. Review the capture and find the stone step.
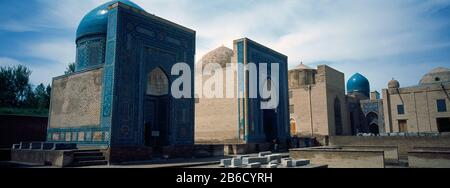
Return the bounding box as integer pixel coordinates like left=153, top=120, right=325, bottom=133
left=73, top=151, right=104, bottom=157
left=71, top=149, right=107, bottom=167
left=72, top=160, right=108, bottom=167
left=74, top=156, right=106, bottom=162
left=74, top=149, right=102, bottom=153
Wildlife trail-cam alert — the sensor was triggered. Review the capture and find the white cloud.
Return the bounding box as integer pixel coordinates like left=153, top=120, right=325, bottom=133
left=3, top=0, right=449, bottom=90
left=26, top=40, right=76, bottom=65
left=29, top=0, right=449, bottom=62
left=0, top=57, right=24, bottom=67
left=0, top=57, right=66, bottom=86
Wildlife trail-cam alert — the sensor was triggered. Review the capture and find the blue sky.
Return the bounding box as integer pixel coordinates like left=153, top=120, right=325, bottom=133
left=0, top=0, right=449, bottom=92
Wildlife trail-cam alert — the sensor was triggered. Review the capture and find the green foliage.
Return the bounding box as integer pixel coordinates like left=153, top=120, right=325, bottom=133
left=0, top=65, right=51, bottom=116
left=0, top=107, right=48, bottom=117
left=0, top=65, right=32, bottom=107
left=65, top=62, right=76, bottom=75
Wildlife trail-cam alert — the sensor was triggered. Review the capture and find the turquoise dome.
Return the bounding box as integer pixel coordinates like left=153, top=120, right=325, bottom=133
left=347, top=73, right=370, bottom=97
left=76, top=0, right=143, bottom=40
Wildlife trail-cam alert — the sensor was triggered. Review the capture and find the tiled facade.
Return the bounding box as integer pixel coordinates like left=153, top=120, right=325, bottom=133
left=195, top=38, right=291, bottom=144
left=47, top=2, right=196, bottom=152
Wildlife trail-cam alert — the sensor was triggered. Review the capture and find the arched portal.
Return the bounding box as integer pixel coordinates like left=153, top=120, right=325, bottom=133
left=144, top=68, right=170, bottom=151
left=369, top=123, right=379, bottom=135
left=366, top=112, right=379, bottom=135
left=147, top=68, right=169, bottom=96
left=334, top=97, right=343, bottom=135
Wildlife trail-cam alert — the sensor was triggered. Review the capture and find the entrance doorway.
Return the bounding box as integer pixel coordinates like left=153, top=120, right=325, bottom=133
left=369, top=123, right=379, bottom=135
left=367, top=112, right=379, bottom=134
left=398, top=120, right=408, bottom=133
left=437, top=118, right=450, bottom=133
left=144, top=68, right=170, bottom=154
left=263, top=109, right=277, bottom=143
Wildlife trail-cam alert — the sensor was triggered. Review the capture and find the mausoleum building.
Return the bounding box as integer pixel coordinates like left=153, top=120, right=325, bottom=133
left=46, top=0, right=196, bottom=162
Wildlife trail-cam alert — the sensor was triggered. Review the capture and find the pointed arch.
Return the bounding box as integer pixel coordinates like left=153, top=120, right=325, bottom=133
left=334, top=97, right=343, bottom=135
left=147, top=67, right=169, bottom=96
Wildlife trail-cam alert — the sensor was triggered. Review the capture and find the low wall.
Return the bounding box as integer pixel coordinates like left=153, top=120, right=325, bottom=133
left=224, top=143, right=273, bottom=155
left=330, top=136, right=450, bottom=159
left=290, top=148, right=385, bottom=168
left=11, top=149, right=73, bottom=167
left=408, top=150, right=450, bottom=168
left=0, top=149, right=11, bottom=161
left=0, top=115, right=48, bottom=148
left=108, top=147, right=152, bottom=164
left=340, top=146, right=399, bottom=164
left=413, top=147, right=450, bottom=151
left=193, top=145, right=225, bottom=157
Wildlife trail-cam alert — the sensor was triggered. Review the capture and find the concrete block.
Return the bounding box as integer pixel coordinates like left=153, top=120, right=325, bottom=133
left=220, top=159, right=232, bottom=167
left=230, top=158, right=242, bottom=167
left=12, top=144, right=20, bottom=149
left=258, top=151, right=272, bottom=157
left=43, top=143, right=55, bottom=150
left=389, top=133, right=397, bottom=136
left=267, top=163, right=278, bottom=168
left=31, top=142, right=43, bottom=150
left=242, top=157, right=268, bottom=164
left=293, top=159, right=311, bottom=166
left=247, top=163, right=261, bottom=168
left=380, top=133, right=389, bottom=137
left=20, top=142, right=31, bottom=150
left=270, top=160, right=280, bottom=164
left=282, top=159, right=293, bottom=167
left=266, top=154, right=282, bottom=163
left=236, top=155, right=250, bottom=160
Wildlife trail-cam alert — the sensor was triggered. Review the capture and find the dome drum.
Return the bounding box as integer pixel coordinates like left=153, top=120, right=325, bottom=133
left=75, top=0, right=143, bottom=72
left=75, top=35, right=106, bottom=72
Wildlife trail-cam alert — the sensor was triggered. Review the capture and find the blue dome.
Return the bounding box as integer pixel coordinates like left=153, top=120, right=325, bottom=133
left=76, top=0, right=143, bottom=40
left=347, top=73, right=370, bottom=97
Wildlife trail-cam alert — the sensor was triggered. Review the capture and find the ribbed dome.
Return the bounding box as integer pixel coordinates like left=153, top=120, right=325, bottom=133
left=347, top=73, right=370, bottom=97
left=76, top=0, right=143, bottom=40
left=200, top=46, right=233, bottom=69
left=419, top=67, right=450, bottom=85
left=388, top=79, right=400, bottom=89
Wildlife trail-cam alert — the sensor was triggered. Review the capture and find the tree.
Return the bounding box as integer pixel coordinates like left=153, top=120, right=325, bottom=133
left=45, top=84, right=51, bottom=109
left=0, top=67, right=14, bottom=106
left=65, top=62, right=76, bottom=75
left=35, top=83, right=51, bottom=109
left=0, top=65, right=31, bottom=107
left=22, top=85, right=37, bottom=108
left=13, top=65, right=32, bottom=105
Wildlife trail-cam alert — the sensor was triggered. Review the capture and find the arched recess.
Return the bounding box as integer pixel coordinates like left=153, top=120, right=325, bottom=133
left=146, top=67, right=169, bottom=96
left=334, top=97, right=343, bottom=135
left=366, top=112, right=379, bottom=134
left=144, top=67, right=170, bottom=150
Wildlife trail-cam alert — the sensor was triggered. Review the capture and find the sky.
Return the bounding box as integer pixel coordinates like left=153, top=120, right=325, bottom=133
left=0, top=0, right=449, bottom=92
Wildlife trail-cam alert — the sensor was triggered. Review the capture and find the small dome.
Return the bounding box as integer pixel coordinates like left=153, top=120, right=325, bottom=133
left=200, top=46, right=233, bottom=69
left=388, top=79, right=400, bottom=89
left=347, top=73, right=370, bottom=97
left=76, top=0, right=143, bottom=40
left=419, top=67, right=450, bottom=85
left=291, top=62, right=314, bottom=70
